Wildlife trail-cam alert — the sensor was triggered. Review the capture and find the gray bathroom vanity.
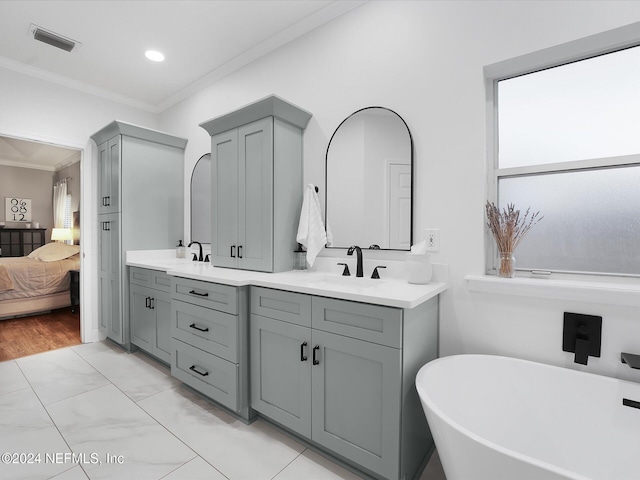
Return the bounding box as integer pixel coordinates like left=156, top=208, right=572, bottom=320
left=125, top=252, right=445, bottom=480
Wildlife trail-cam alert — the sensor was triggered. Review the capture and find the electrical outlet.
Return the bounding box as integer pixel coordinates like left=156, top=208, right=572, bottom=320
left=425, top=228, right=440, bottom=251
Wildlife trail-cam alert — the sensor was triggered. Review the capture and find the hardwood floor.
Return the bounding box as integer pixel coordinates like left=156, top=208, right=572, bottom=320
left=0, top=307, right=81, bottom=361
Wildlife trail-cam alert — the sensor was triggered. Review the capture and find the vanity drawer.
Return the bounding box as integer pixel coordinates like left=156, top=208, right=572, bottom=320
left=172, top=299, right=238, bottom=363
left=172, top=277, right=237, bottom=314
left=250, top=286, right=311, bottom=327
left=311, top=297, right=403, bottom=348
left=171, top=339, right=238, bottom=411
left=130, top=267, right=172, bottom=293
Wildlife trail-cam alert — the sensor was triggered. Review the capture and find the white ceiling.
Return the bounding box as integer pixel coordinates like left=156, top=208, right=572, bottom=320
left=0, top=0, right=364, bottom=112
left=0, top=136, right=80, bottom=172
left=0, top=0, right=365, bottom=169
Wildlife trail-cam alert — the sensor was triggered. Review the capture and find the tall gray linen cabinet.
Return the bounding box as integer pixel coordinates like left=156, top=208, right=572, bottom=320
left=199, top=95, right=312, bottom=272
left=91, top=121, right=187, bottom=347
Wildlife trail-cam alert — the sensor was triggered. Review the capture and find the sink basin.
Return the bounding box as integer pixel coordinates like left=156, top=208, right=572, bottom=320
left=308, top=275, right=388, bottom=289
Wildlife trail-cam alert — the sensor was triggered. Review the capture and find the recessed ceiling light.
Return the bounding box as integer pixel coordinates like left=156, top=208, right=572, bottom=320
left=145, top=50, right=165, bottom=62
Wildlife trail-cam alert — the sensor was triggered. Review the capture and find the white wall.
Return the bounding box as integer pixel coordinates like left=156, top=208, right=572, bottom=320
left=0, top=67, right=158, bottom=341
left=0, top=165, right=54, bottom=233
left=158, top=0, right=640, bottom=383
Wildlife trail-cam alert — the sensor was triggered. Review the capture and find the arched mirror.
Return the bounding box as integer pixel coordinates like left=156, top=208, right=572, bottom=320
left=325, top=107, right=413, bottom=250
left=190, top=153, right=211, bottom=244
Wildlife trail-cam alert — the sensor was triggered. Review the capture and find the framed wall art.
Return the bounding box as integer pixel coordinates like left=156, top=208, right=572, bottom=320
left=5, top=197, right=32, bottom=222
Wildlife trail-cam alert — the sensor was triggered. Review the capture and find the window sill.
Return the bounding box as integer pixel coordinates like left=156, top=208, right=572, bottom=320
left=466, top=274, right=640, bottom=308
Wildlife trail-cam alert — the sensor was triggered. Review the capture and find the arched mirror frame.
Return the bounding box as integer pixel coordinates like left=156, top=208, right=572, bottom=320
left=324, top=106, right=414, bottom=250
left=190, top=153, right=211, bottom=244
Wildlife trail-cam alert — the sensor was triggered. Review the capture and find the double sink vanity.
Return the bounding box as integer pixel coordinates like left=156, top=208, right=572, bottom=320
left=95, top=94, right=447, bottom=480
left=126, top=250, right=446, bottom=480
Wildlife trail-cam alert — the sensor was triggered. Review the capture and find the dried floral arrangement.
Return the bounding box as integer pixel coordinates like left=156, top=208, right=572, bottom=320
left=485, top=201, right=543, bottom=254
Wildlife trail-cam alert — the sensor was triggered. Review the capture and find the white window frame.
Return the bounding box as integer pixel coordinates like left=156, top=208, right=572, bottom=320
left=484, top=21, right=640, bottom=278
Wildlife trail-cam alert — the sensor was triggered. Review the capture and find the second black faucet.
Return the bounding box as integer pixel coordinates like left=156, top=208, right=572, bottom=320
left=188, top=241, right=204, bottom=262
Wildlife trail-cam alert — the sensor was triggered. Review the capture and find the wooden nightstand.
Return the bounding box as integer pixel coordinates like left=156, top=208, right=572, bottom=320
left=70, top=269, right=80, bottom=313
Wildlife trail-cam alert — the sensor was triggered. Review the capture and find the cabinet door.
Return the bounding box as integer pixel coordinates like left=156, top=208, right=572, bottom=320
left=99, top=213, right=123, bottom=343
left=98, top=141, right=109, bottom=215
left=153, top=290, right=172, bottom=364
left=98, top=137, right=121, bottom=214
left=130, top=284, right=155, bottom=351
left=211, top=129, right=239, bottom=268
left=107, top=136, right=121, bottom=213
left=238, top=117, right=273, bottom=272
left=311, top=330, right=402, bottom=480
left=250, top=314, right=312, bottom=437
left=0, top=230, right=21, bottom=256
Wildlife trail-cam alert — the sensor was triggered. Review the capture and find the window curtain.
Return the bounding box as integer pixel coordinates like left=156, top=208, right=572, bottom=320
left=53, top=179, right=67, bottom=229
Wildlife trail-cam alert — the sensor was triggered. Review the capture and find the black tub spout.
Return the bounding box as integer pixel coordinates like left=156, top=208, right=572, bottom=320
left=621, top=352, right=640, bottom=369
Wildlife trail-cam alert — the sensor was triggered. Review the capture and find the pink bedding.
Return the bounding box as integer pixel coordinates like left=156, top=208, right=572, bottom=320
left=0, top=254, right=80, bottom=301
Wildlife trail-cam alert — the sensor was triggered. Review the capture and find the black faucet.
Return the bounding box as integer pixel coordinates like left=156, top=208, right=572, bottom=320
left=188, top=241, right=203, bottom=262
left=347, top=245, right=363, bottom=277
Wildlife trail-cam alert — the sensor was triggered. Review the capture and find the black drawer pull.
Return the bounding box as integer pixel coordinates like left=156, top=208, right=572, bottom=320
left=188, top=290, right=209, bottom=297
left=145, top=296, right=151, bottom=308
left=189, top=323, right=209, bottom=333
left=300, top=341, right=308, bottom=361
left=313, top=345, right=320, bottom=365
left=231, top=245, right=236, bottom=258
left=150, top=297, right=155, bottom=310
left=238, top=245, right=243, bottom=258
left=189, top=365, right=209, bottom=377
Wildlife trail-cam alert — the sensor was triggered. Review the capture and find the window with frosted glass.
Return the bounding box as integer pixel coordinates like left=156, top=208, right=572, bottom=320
left=495, top=45, right=640, bottom=276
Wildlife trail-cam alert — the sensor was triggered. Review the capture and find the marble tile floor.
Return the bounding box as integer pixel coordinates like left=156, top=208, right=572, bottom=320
left=0, top=340, right=447, bottom=480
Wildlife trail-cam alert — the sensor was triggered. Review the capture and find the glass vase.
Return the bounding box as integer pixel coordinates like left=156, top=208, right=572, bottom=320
left=498, top=252, right=515, bottom=278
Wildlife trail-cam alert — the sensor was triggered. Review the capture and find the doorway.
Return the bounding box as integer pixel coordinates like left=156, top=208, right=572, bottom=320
left=0, top=132, right=89, bottom=352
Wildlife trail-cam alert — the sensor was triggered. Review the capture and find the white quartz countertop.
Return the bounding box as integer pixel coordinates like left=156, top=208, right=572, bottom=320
left=127, top=250, right=447, bottom=309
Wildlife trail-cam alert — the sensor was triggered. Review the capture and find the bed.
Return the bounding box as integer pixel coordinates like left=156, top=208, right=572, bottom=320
left=0, top=243, right=80, bottom=319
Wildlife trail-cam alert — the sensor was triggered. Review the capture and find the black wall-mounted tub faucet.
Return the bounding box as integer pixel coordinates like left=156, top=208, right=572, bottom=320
left=562, top=312, right=602, bottom=365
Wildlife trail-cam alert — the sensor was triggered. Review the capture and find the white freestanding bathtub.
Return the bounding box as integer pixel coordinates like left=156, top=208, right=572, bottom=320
left=416, top=355, right=640, bottom=480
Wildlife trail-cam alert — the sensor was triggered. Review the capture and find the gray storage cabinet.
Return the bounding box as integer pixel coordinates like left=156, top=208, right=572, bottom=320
left=92, top=121, right=186, bottom=347
left=129, top=267, right=172, bottom=364
left=250, top=286, right=438, bottom=480
left=170, top=276, right=251, bottom=421
left=199, top=96, right=312, bottom=273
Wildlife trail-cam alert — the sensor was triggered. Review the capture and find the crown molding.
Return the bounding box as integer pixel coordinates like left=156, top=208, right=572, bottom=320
left=0, top=56, right=158, bottom=113
left=55, top=151, right=81, bottom=171
left=0, top=159, right=55, bottom=171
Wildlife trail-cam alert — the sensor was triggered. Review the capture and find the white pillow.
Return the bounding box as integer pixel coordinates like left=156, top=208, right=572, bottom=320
left=28, top=243, right=80, bottom=262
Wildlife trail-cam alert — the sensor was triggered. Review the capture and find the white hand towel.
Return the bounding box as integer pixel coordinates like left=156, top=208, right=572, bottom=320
left=296, top=184, right=327, bottom=266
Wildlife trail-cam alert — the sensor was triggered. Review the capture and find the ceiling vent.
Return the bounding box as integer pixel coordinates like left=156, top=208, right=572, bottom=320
left=29, top=24, right=79, bottom=52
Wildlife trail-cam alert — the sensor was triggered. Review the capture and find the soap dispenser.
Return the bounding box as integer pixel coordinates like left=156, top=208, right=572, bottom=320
left=176, top=240, right=186, bottom=258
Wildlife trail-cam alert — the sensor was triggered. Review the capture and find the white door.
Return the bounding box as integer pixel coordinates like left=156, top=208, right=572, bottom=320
left=388, top=163, right=411, bottom=250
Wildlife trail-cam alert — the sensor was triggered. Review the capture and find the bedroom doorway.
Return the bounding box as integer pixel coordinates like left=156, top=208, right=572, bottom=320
left=0, top=133, right=87, bottom=358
